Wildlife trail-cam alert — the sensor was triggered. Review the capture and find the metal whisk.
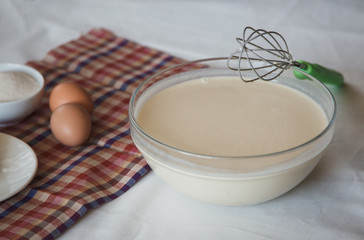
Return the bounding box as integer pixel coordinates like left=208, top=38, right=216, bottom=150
left=227, top=26, right=344, bottom=86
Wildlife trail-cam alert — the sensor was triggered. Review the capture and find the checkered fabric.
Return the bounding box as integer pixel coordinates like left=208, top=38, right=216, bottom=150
left=0, top=28, right=187, bottom=240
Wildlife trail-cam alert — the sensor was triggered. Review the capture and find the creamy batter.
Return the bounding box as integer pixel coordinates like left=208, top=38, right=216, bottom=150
left=137, top=76, right=328, bottom=156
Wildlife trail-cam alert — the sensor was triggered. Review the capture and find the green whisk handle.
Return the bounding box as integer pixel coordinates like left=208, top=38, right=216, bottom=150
left=293, top=60, right=344, bottom=86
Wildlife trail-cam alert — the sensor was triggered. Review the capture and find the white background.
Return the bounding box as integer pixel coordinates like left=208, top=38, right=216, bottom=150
left=1, top=0, right=364, bottom=239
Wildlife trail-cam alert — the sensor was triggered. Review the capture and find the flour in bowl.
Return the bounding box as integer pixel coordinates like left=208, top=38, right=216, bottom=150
left=0, top=72, right=40, bottom=102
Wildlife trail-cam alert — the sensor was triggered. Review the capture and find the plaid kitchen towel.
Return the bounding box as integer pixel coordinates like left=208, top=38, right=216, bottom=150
left=0, top=28, right=187, bottom=240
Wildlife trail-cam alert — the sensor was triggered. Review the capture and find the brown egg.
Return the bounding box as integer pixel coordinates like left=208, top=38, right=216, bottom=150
left=50, top=103, right=92, bottom=147
left=49, top=82, right=93, bottom=114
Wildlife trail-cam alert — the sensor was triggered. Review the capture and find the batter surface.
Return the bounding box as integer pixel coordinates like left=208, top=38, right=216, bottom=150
left=137, top=77, right=327, bottom=156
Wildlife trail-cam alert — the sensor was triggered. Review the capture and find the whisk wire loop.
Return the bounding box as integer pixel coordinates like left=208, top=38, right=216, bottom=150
left=227, top=27, right=295, bottom=82
left=247, top=27, right=291, bottom=61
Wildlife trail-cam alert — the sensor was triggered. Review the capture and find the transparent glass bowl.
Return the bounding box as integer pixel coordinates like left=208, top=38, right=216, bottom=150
left=129, top=57, right=336, bottom=206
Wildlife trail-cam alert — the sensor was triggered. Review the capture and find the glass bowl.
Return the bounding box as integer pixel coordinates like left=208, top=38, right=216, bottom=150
left=129, top=57, right=336, bottom=206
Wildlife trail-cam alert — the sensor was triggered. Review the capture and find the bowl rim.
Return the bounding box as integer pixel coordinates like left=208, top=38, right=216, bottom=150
left=129, top=57, right=337, bottom=160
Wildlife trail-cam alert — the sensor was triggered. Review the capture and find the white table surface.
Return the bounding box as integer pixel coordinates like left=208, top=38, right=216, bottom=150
left=1, top=0, right=364, bottom=239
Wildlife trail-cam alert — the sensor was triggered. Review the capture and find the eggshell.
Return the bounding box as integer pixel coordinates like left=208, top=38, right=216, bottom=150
left=49, top=82, right=93, bottom=114
left=50, top=103, right=92, bottom=147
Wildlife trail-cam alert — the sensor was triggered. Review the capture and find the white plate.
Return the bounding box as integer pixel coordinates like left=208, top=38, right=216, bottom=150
left=0, top=132, right=38, bottom=201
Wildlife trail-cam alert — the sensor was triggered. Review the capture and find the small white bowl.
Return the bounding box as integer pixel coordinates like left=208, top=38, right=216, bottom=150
left=0, top=63, right=44, bottom=127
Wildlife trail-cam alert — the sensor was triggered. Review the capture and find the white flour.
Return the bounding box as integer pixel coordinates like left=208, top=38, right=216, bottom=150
left=0, top=72, right=40, bottom=102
